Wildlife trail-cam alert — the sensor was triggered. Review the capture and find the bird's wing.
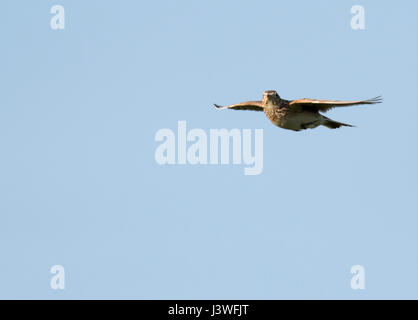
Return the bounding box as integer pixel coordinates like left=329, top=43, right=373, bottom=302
left=289, top=96, right=382, bottom=113
left=214, top=101, right=263, bottom=111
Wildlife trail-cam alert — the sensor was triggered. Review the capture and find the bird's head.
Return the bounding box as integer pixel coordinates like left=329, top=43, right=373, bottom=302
left=262, top=90, right=281, bottom=105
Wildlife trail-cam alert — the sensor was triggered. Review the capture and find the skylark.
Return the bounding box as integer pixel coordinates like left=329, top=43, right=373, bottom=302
left=214, top=90, right=382, bottom=131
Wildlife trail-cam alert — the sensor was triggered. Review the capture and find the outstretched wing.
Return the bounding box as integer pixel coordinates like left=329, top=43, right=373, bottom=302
left=289, top=96, right=382, bottom=113
left=214, top=101, right=263, bottom=111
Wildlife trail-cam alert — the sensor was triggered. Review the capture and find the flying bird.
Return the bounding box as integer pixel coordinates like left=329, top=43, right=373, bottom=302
left=214, top=90, right=382, bottom=131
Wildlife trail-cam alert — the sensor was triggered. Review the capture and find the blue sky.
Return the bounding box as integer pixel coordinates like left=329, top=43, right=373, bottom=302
left=0, top=0, right=417, bottom=299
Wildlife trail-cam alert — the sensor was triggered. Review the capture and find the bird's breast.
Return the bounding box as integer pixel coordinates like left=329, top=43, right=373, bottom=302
left=265, top=108, right=322, bottom=131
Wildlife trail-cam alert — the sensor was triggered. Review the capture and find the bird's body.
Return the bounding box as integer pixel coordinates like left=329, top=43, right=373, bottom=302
left=214, top=90, right=382, bottom=131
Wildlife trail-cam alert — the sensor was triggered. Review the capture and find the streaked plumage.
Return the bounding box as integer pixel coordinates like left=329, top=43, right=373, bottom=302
left=214, top=90, right=382, bottom=131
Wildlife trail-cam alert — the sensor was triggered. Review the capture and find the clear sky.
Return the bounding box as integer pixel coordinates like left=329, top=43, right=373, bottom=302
left=1, top=0, right=417, bottom=299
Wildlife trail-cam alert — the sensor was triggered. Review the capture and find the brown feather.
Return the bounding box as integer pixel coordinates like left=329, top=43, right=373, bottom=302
left=214, top=101, right=263, bottom=111
left=289, top=96, right=382, bottom=113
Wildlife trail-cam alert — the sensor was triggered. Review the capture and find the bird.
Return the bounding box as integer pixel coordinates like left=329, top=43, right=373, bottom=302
left=214, top=90, right=382, bottom=131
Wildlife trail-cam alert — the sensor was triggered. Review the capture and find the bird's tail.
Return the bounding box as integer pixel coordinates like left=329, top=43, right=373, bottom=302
left=322, top=116, right=354, bottom=129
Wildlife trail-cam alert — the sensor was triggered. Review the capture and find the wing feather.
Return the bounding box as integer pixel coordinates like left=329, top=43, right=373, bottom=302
left=214, top=101, right=263, bottom=112
left=289, top=96, right=382, bottom=112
